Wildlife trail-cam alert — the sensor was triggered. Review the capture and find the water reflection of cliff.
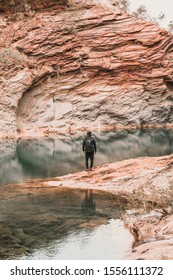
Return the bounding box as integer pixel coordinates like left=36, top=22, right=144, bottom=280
left=1, top=128, right=173, bottom=185
left=0, top=188, right=123, bottom=259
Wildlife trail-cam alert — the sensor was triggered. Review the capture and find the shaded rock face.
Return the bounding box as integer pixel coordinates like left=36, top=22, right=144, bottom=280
left=0, top=1, right=173, bottom=137
left=0, top=0, right=68, bottom=14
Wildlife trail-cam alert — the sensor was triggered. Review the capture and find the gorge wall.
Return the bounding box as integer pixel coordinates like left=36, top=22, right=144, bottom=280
left=1, top=0, right=173, bottom=137
left=0, top=0, right=68, bottom=13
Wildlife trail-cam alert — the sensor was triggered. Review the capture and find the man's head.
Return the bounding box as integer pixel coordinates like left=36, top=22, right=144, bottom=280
left=87, top=131, right=92, bottom=136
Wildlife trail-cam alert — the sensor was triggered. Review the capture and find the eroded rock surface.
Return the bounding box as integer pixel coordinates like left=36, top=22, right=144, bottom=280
left=125, top=213, right=173, bottom=260
left=0, top=0, right=68, bottom=14
left=0, top=1, right=173, bottom=137
left=40, top=154, right=173, bottom=196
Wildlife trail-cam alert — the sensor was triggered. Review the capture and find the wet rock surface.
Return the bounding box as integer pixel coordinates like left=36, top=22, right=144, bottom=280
left=0, top=1, right=173, bottom=137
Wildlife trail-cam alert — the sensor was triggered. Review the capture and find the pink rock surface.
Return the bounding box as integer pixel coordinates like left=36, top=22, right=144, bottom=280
left=125, top=214, right=173, bottom=260
left=0, top=1, right=173, bottom=138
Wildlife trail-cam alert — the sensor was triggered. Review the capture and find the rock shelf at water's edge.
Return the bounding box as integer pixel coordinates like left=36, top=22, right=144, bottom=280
left=1, top=154, right=173, bottom=259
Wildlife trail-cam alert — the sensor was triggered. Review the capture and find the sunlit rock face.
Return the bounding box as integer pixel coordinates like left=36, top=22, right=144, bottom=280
left=0, top=0, right=173, bottom=137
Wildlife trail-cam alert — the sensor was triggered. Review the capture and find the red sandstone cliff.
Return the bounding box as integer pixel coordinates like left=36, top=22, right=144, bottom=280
left=0, top=0, right=173, bottom=137
left=0, top=0, right=68, bottom=13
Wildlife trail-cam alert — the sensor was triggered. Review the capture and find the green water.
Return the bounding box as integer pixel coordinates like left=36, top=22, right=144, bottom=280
left=1, top=128, right=173, bottom=259
left=0, top=188, right=132, bottom=260
left=1, top=128, right=173, bottom=186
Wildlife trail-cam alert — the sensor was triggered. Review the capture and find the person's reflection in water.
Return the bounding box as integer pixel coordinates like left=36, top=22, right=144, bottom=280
left=82, top=190, right=96, bottom=215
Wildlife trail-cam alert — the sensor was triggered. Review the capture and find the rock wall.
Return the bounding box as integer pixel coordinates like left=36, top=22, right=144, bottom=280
left=125, top=213, right=173, bottom=260
left=0, top=0, right=173, bottom=137
left=0, top=0, right=68, bottom=13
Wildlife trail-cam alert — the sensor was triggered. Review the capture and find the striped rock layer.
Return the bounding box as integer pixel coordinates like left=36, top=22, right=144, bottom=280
left=0, top=0, right=173, bottom=137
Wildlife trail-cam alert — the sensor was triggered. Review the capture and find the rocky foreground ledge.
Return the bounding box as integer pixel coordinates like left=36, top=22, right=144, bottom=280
left=3, top=153, right=173, bottom=259
left=45, top=154, right=173, bottom=195
left=44, top=154, right=173, bottom=260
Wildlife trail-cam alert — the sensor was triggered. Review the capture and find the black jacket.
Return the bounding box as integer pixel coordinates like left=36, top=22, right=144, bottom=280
left=82, top=136, right=97, bottom=153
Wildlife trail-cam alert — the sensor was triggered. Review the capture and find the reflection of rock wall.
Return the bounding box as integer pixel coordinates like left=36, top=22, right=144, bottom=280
left=0, top=2, right=173, bottom=137
left=97, top=129, right=173, bottom=162
left=1, top=129, right=173, bottom=186
left=0, top=187, right=123, bottom=259
left=0, top=140, right=24, bottom=185
left=16, top=137, right=84, bottom=178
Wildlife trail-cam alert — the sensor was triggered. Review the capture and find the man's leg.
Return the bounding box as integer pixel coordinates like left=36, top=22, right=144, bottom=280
left=89, top=152, right=94, bottom=170
left=85, top=152, right=89, bottom=170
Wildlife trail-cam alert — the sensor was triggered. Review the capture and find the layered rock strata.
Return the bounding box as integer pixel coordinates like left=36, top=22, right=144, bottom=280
left=125, top=213, right=173, bottom=260
left=0, top=0, right=68, bottom=14
left=0, top=0, right=173, bottom=137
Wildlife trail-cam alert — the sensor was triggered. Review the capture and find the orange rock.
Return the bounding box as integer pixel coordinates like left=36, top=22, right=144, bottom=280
left=0, top=1, right=173, bottom=138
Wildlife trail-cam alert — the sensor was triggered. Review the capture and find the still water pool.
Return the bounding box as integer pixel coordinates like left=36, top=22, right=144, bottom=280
left=1, top=128, right=173, bottom=186
left=0, top=188, right=132, bottom=260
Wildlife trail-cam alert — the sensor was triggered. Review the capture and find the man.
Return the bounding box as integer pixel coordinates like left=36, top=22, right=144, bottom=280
left=82, top=131, right=97, bottom=171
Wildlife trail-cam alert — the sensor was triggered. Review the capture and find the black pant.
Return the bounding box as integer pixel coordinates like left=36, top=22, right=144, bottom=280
left=85, top=151, right=94, bottom=169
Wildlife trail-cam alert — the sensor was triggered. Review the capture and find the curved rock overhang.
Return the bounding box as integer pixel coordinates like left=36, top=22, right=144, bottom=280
left=0, top=1, right=173, bottom=137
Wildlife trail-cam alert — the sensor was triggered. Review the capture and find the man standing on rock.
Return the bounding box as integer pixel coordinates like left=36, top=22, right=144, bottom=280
left=82, top=131, right=97, bottom=171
